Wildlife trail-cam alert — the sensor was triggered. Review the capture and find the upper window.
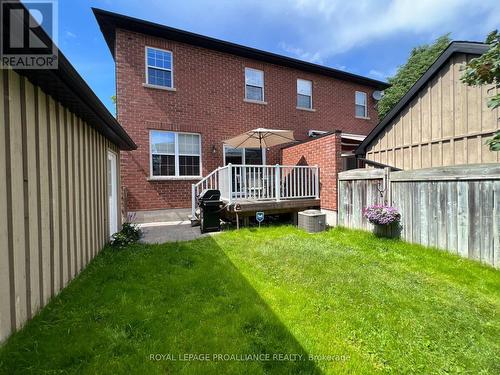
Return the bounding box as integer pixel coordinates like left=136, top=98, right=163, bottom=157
left=150, top=131, right=201, bottom=177
left=146, top=47, right=173, bottom=88
left=245, top=68, right=264, bottom=101
left=355, top=91, right=368, bottom=118
left=297, top=79, right=312, bottom=109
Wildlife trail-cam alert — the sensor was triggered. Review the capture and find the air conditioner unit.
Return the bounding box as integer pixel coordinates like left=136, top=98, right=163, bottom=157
left=298, top=210, right=326, bottom=233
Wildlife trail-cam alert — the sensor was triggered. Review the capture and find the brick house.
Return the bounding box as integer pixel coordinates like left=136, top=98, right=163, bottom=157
left=93, top=8, right=388, bottom=219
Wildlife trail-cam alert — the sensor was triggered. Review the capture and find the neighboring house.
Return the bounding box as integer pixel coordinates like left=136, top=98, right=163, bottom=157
left=357, top=42, right=500, bottom=168
left=93, top=8, right=389, bottom=216
left=0, top=3, right=135, bottom=342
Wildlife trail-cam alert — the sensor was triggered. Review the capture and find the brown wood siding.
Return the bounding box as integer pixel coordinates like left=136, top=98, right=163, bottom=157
left=366, top=54, right=500, bottom=168
left=0, top=70, right=11, bottom=340
left=0, top=70, right=121, bottom=343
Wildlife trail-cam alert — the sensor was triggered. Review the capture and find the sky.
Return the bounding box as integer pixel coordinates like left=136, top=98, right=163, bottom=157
left=54, top=0, right=500, bottom=114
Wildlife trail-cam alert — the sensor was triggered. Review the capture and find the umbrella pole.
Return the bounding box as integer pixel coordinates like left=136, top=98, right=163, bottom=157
left=259, top=135, right=264, bottom=197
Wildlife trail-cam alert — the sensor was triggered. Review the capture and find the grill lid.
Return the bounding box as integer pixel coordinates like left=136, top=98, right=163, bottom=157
left=198, top=189, right=221, bottom=201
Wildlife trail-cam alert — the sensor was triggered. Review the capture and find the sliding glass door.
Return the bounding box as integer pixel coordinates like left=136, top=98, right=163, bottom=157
left=223, top=145, right=266, bottom=198
left=223, top=145, right=265, bottom=166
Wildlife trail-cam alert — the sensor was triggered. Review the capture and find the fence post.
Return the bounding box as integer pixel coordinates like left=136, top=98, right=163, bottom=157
left=275, top=164, right=281, bottom=201
left=228, top=163, right=232, bottom=204
left=314, top=165, right=320, bottom=199
left=384, top=167, right=391, bottom=204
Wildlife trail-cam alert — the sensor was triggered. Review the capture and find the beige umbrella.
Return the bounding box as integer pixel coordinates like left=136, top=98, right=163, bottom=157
left=224, top=128, right=296, bottom=150
left=224, top=129, right=296, bottom=198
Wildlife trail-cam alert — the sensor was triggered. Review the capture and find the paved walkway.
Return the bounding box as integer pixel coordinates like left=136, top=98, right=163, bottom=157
left=129, top=208, right=192, bottom=224
left=139, top=221, right=213, bottom=244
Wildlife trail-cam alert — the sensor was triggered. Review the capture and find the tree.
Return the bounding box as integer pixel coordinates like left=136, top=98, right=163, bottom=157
left=377, top=34, right=451, bottom=120
left=461, top=30, right=500, bottom=151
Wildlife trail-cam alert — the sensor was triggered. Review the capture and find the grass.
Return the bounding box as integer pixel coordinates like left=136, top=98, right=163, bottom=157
left=0, top=226, right=499, bottom=374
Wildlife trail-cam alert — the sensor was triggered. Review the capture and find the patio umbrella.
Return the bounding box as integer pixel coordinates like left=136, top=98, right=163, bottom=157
left=224, top=128, right=297, bottom=199
left=224, top=128, right=296, bottom=150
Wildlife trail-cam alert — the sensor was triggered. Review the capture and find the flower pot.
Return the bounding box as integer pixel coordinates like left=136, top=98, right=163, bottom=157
left=373, top=222, right=401, bottom=238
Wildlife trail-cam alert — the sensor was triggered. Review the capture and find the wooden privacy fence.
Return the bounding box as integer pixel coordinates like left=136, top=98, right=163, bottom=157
left=338, top=164, right=500, bottom=268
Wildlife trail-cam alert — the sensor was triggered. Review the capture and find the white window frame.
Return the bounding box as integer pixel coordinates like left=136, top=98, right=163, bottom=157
left=297, top=79, right=313, bottom=109
left=149, top=130, right=202, bottom=179
left=145, top=46, right=174, bottom=89
left=223, top=144, right=266, bottom=166
left=355, top=91, right=368, bottom=118
left=244, top=67, right=265, bottom=102
left=107, top=149, right=119, bottom=237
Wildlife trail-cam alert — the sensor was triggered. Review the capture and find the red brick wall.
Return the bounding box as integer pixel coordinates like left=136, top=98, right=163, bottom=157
left=115, top=28, right=380, bottom=210
left=281, top=133, right=342, bottom=211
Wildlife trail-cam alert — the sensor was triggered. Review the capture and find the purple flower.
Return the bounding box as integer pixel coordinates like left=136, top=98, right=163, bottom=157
left=363, top=205, right=401, bottom=225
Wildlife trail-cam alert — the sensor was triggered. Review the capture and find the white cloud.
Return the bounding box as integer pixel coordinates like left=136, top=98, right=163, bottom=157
left=367, top=69, right=386, bottom=80
left=275, top=0, right=500, bottom=61
left=119, top=0, right=500, bottom=67
left=368, top=67, right=397, bottom=81
left=279, top=42, right=323, bottom=64
left=65, top=31, right=77, bottom=38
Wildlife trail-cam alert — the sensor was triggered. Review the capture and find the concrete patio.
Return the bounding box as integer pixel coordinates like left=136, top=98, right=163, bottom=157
left=138, top=221, right=216, bottom=244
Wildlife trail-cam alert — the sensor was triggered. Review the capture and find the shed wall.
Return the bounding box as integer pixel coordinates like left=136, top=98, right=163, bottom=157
left=0, top=70, right=120, bottom=342
left=365, top=54, right=500, bottom=168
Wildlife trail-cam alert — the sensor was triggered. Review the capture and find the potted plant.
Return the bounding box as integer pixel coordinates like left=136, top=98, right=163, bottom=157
left=363, top=205, right=401, bottom=238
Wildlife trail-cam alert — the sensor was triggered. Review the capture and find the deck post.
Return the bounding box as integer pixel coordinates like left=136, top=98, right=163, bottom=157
left=314, top=165, right=319, bottom=199
left=243, top=165, right=247, bottom=199
left=275, top=164, right=281, bottom=201
left=227, top=163, right=232, bottom=204
left=191, top=184, right=196, bottom=219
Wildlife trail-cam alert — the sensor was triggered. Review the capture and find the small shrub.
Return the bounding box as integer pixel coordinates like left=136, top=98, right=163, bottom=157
left=363, top=205, right=401, bottom=226
left=111, top=222, right=142, bottom=248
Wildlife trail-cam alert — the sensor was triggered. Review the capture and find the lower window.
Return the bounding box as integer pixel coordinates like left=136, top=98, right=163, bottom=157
left=151, top=131, right=201, bottom=177
left=152, top=154, right=175, bottom=176
left=179, top=155, right=200, bottom=176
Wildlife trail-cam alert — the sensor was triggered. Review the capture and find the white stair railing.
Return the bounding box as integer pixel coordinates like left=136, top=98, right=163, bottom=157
left=191, top=166, right=228, bottom=219
left=192, top=164, right=319, bottom=220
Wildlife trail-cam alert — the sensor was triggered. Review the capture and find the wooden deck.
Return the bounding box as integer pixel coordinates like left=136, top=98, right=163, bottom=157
left=224, top=197, right=320, bottom=215
left=192, top=164, right=320, bottom=220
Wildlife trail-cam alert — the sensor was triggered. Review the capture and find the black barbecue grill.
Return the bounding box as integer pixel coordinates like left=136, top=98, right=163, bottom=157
left=198, top=189, right=222, bottom=233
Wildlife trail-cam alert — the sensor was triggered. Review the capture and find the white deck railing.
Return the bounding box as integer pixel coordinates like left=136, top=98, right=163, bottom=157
left=192, top=164, right=319, bottom=219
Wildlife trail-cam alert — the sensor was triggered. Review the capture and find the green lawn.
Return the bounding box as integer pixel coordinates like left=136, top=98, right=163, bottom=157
left=0, top=227, right=499, bottom=374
